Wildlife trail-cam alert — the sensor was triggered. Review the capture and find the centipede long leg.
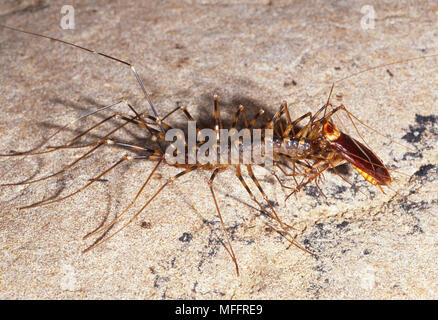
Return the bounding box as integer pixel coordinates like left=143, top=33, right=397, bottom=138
left=246, top=165, right=312, bottom=253
left=285, top=163, right=331, bottom=201
left=231, top=105, right=249, bottom=130
left=235, top=165, right=310, bottom=253
left=271, top=107, right=284, bottom=137
left=83, top=154, right=164, bottom=243
left=272, top=170, right=299, bottom=192
left=235, top=166, right=277, bottom=222
left=248, top=109, right=265, bottom=129
left=9, top=136, right=162, bottom=212
left=84, top=165, right=200, bottom=252
left=213, top=95, right=223, bottom=142
left=272, top=102, right=297, bottom=136
left=20, top=155, right=136, bottom=209
left=274, top=162, right=300, bottom=189
left=291, top=112, right=313, bottom=138
left=178, top=105, right=202, bottom=141
left=208, top=168, right=239, bottom=275
left=0, top=100, right=154, bottom=160
left=282, top=101, right=293, bottom=128
left=1, top=114, right=140, bottom=186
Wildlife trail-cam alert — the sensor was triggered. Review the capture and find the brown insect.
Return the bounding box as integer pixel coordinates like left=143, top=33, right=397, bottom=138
left=0, top=24, right=435, bottom=275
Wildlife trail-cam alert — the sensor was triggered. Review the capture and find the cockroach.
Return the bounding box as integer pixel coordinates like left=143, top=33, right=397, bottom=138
left=0, top=24, right=436, bottom=275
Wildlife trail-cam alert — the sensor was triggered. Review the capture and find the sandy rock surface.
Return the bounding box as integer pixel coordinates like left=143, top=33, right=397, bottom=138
left=0, top=0, right=437, bottom=299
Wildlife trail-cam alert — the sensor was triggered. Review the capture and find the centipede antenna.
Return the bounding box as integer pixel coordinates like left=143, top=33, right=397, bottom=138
left=0, top=24, right=166, bottom=134
left=129, top=66, right=165, bottom=133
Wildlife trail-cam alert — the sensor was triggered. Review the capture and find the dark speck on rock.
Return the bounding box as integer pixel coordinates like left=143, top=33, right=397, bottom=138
left=283, top=79, right=297, bottom=87
left=304, top=185, right=320, bottom=198
left=414, top=164, right=435, bottom=177
left=402, top=152, right=423, bottom=161
left=406, top=224, right=424, bottom=235
left=415, top=114, right=437, bottom=126
left=336, top=221, right=349, bottom=229
left=179, top=232, right=193, bottom=243
left=400, top=200, right=427, bottom=213
left=402, top=126, right=426, bottom=143
left=402, top=114, right=437, bottom=143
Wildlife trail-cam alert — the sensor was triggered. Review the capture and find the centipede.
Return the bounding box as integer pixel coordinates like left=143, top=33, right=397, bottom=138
left=0, top=24, right=436, bottom=275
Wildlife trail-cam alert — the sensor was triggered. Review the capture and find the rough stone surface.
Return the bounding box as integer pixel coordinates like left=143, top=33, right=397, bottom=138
left=0, top=0, right=437, bottom=299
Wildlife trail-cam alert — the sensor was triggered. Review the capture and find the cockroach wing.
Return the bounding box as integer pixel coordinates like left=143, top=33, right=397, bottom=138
left=323, top=122, right=391, bottom=186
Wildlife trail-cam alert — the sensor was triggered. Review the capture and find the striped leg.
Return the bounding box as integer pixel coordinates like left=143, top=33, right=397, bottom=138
left=1, top=114, right=143, bottom=186
left=245, top=165, right=313, bottom=254
left=208, top=168, right=239, bottom=275
left=271, top=106, right=284, bottom=137
left=282, top=101, right=293, bottom=127
left=248, top=109, right=265, bottom=129
left=231, top=105, right=249, bottom=130
left=0, top=100, right=136, bottom=157
left=20, top=154, right=140, bottom=209
left=271, top=101, right=300, bottom=137
left=84, top=165, right=200, bottom=252
left=213, top=95, right=223, bottom=135
left=284, top=162, right=330, bottom=202
left=83, top=155, right=164, bottom=245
